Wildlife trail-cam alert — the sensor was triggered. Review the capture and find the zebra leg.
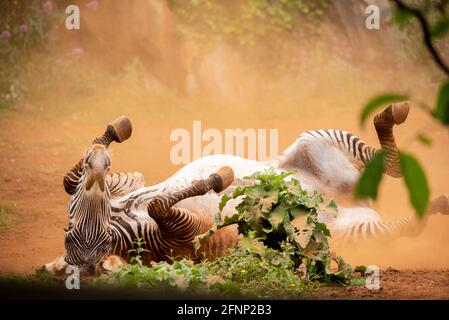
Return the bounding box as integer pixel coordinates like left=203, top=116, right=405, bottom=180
left=373, top=101, right=409, bottom=178
left=335, top=194, right=449, bottom=243
left=147, top=167, right=234, bottom=241
left=427, top=194, right=449, bottom=215
left=63, top=116, right=133, bottom=195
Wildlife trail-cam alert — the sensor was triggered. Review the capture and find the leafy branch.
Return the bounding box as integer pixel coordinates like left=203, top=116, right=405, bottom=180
left=194, top=169, right=352, bottom=283
left=356, top=0, right=449, bottom=217
left=392, top=0, right=449, bottom=76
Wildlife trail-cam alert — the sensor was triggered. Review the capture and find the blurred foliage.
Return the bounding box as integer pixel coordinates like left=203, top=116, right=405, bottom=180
left=98, top=239, right=309, bottom=298
left=168, top=0, right=329, bottom=73
left=357, top=0, right=449, bottom=217
left=0, top=1, right=111, bottom=110
left=354, top=151, right=387, bottom=201
left=399, top=152, right=430, bottom=217
left=359, top=93, right=409, bottom=127
left=168, top=0, right=329, bottom=45
left=434, top=79, right=449, bottom=123
left=0, top=1, right=62, bottom=109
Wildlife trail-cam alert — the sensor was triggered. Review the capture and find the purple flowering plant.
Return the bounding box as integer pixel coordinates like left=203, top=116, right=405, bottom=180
left=0, top=1, right=60, bottom=108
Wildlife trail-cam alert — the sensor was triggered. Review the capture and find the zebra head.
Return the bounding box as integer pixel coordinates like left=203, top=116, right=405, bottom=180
left=64, top=144, right=113, bottom=274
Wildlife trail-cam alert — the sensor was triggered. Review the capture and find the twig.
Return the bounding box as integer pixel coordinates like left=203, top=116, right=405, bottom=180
left=392, top=0, right=449, bottom=76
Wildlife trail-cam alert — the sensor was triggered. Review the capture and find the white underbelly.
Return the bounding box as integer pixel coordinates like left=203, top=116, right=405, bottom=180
left=115, top=154, right=381, bottom=230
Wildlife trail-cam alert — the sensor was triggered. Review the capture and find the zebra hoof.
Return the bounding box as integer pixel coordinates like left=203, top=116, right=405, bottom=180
left=110, top=116, right=133, bottom=143
left=428, top=194, right=449, bottom=215
left=391, top=101, right=409, bottom=125
left=209, top=166, right=234, bottom=193
left=438, top=195, right=449, bottom=215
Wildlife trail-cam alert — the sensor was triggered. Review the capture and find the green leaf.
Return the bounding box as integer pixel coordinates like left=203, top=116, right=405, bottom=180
left=360, top=94, right=409, bottom=127
left=314, top=221, right=331, bottom=237
left=399, top=153, right=430, bottom=217
left=433, top=81, right=449, bottom=125
left=326, top=200, right=338, bottom=210
left=219, top=193, right=231, bottom=211
left=268, top=206, right=288, bottom=230
left=417, top=133, right=432, bottom=146
left=259, top=191, right=279, bottom=213
left=354, top=265, right=367, bottom=273
left=193, top=226, right=217, bottom=252
left=289, top=207, right=308, bottom=218
left=294, top=227, right=313, bottom=249
left=431, top=17, right=449, bottom=39
left=220, top=213, right=241, bottom=227
left=354, top=151, right=386, bottom=200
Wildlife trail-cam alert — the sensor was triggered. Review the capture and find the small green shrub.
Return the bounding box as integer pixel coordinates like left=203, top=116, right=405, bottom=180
left=97, top=237, right=307, bottom=298
left=196, top=169, right=352, bottom=283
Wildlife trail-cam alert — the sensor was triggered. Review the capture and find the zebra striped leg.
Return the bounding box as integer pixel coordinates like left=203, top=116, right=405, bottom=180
left=63, top=116, right=133, bottom=195
left=334, top=194, right=449, bottom=244
left=373, top=102, right=409, bottom=178
left=147, top=167, right=234, bottom=236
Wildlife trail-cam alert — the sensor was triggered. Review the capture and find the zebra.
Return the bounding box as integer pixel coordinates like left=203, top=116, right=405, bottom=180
left=45, top=102, right=448, bottom=275
left=46, top=117, right=235, bottom=274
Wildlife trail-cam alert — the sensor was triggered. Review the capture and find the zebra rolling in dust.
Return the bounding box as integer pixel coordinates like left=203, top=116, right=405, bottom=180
left=45, top=103, right=449, bottom=275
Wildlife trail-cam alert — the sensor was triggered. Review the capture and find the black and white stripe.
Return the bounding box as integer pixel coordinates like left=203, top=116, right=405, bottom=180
left=301, top=129, right=377, bottom=165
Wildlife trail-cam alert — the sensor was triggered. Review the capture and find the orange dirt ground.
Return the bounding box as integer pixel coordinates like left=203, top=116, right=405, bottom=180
left=0, top=96, right=448, bottom=299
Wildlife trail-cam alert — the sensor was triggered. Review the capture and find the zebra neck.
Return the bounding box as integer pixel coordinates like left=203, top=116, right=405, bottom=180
left=68, top=177, right=112, bottom=230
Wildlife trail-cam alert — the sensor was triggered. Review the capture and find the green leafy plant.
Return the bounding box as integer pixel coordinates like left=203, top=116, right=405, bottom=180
left=97, top=240, right=311, bottom=298
left=128, top=238, right=150, bottom=267
left=195, top=168, right=352, bottom=283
